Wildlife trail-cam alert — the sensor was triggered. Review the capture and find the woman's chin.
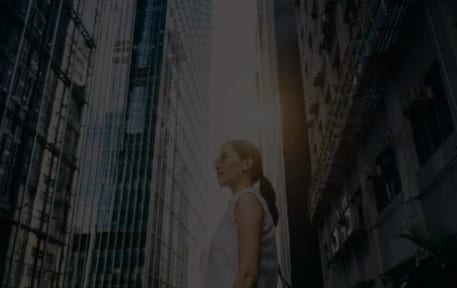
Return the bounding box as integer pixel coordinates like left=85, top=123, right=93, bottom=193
left=216, top=179, right=227, bottom=187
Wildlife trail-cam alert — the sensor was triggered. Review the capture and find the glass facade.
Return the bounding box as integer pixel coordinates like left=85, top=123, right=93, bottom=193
left=0, top=0, right=98, bottom=287
left=65, top=0, right=212, bottom=287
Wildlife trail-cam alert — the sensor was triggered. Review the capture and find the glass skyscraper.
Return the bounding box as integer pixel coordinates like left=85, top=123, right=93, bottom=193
left=65, top=0, right=212, bottom=287
left=0, top=0, right=98, bottom=287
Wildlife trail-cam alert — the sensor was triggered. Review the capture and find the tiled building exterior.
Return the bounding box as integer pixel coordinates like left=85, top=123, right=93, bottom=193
left=294, top=0, right=457, bottom=287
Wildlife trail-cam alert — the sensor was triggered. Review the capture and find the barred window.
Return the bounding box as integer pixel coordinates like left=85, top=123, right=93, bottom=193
left=373, top=145, right=402, bottom=213
left=408, top=60, right=454, bottom=165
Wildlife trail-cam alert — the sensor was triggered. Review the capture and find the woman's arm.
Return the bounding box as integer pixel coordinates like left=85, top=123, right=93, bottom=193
left=234, top=193, right=264, bottom=288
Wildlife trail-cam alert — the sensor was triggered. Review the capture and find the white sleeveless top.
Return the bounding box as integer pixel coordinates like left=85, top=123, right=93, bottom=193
left=204, top=185, right=279, bottom=288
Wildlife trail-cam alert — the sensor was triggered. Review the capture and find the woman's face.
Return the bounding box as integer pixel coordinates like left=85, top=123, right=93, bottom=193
left=214, top=143, right=249, bottom=187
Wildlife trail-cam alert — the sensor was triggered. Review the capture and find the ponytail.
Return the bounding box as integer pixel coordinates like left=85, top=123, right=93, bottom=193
left=224, top=140, right=280, bottom=226
left=259, top=175, right=279, bottom=226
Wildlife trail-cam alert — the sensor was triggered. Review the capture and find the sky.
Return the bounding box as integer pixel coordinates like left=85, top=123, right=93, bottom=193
left=206, top=0, right=259, bottom=244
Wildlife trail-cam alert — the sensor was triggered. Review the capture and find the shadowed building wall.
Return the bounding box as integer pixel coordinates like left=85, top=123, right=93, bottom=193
left=274, top=0, right=323, bottom=287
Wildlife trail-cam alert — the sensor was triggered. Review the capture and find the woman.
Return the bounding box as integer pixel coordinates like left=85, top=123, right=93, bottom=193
left=205, top=140, right=279, bottom=288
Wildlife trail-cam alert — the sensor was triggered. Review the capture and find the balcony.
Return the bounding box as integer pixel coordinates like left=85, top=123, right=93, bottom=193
left=328, top=196, right=367, bottom=262
left=310, top=0, right=318, bottom=20
left=319, top=1, right=337, bottom=54
left=309, top=101, right=319, bottom=116
left=308, top=0, right=415, bottom=220
left=312, top=70, right=325, bottom=88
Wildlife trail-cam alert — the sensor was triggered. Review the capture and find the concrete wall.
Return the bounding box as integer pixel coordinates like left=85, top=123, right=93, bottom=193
left=313, top=1, right=457, bottom=287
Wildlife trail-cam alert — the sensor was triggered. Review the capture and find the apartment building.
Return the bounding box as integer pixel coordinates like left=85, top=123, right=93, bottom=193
left=295, top=0, right=457, bottom=287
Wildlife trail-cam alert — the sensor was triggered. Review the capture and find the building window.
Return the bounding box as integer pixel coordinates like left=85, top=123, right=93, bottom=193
left=308, top=32, right=313, bottom=50
left=343, top=0, right=359, bottom=25
left=294, top=0, right=300, bottom=8
left=408, top=61, right=454, bottom=165
left=305, top=61, right=309, bottom=79
left=311, top=0, right=318, bottom=20
left=351, top=187, right=365, bottom=228
left=333, top=44, right=343, bottom=81
left=319, top=1, right=337, bottom=54
left=372, top=145, right=402, bottom=213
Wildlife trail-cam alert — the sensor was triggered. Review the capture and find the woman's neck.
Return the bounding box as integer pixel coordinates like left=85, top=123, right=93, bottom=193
left=230, top=176, right=253, bottom=194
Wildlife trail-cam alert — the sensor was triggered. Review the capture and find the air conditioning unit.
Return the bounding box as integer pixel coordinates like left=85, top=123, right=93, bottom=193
left=408, top=86, right=422, bottom=100
left=384, top=133, right=394, bottom=146
left=336, top=209, right=345, bottom=226
left=344, top=205, right=361, bottom=238
left=342, top=196, right=349, bottom=210
left=365, top=163, right=382, bottom=179
left=405, top=85, right=435, bottom=110
left=335, top=209, right=342, bottom=222
left=410, top=85, right=434, bottom=102
left=422, top=86, right=434, bottom=100
left=331, top=228, right=340, bottom=256
left=376, top=276, right=394, bottom=288
left=340, top=225, right=348, bottom=243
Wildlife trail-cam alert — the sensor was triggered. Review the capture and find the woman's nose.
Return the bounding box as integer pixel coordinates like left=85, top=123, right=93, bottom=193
left=213, top=159, right=220, bottom=169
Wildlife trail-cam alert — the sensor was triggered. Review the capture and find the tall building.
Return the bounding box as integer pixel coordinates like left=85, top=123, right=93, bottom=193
left=295, top=0, right=457, bottom=287
left=254, top=0, right=292, bottom=283
left=208, top=0, right=291, bottom=284
left=0, top=0, right=98, bottom=287
left=274, top=0, right=323, bottom=287
left=65, top=0, right=212, bottom=287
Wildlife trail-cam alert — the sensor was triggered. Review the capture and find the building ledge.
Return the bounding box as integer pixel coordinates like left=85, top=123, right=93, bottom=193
left=417, top=131, right=457, bottom=197
left=374, top=192, right=404, bottom=227
left=328, top=227, right=368, bottom=263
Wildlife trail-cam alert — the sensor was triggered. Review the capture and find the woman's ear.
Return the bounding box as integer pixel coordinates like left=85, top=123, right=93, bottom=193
left=242, top=157, right=253, bottom=171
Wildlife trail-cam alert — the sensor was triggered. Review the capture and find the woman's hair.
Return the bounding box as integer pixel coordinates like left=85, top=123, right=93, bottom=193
left=225, top=140, right=279, bottom=226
